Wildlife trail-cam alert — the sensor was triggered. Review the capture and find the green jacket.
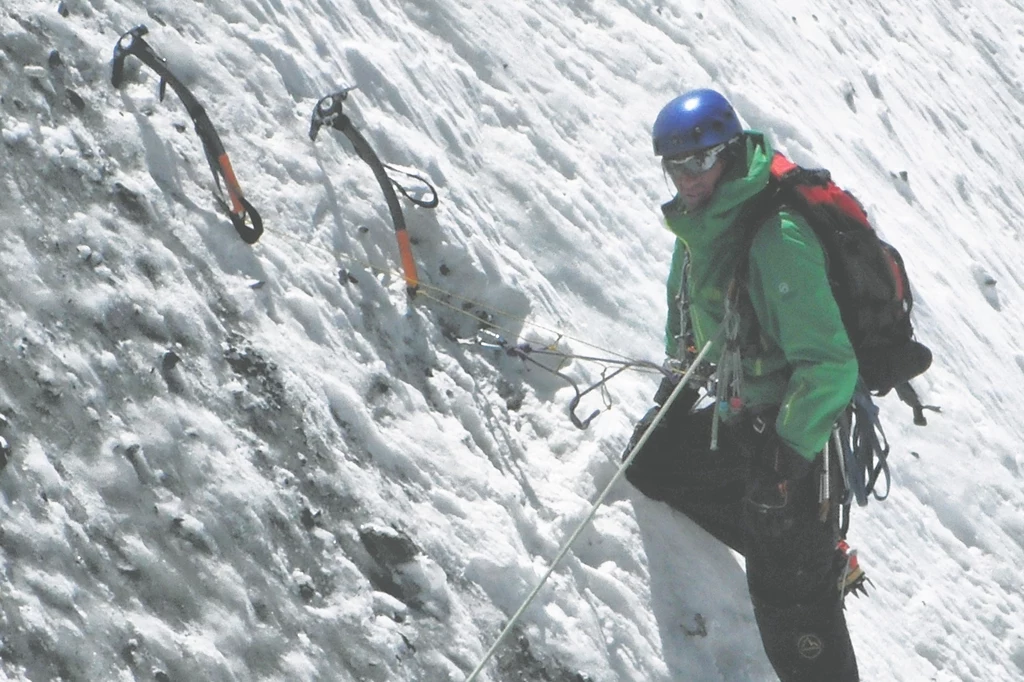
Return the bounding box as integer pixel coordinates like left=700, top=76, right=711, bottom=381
left=662, top=133, right=858, bottom=460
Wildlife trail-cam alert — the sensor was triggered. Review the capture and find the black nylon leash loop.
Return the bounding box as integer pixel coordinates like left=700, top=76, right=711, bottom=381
left=231, top=196, right=264, bottom=244
left=383, top=163, right=439, bottom=209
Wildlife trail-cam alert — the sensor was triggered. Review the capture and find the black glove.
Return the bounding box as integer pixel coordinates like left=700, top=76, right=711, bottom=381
left=745, top=432, right=816, bottom=537
left=623, top=406, right=660, bottom=463
left=639, top=377, right=698, bottom=449
left=652, top=374, right=679, bottom=406
left=621, top=375, right=682, bottom=468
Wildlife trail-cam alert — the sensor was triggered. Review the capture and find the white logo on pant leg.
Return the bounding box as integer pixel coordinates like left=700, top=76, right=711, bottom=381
left=796, top=633, right=824, bottom=660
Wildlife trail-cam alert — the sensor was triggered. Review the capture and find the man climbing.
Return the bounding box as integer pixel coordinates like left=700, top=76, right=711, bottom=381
left=625, top=88, right=860, bottom=682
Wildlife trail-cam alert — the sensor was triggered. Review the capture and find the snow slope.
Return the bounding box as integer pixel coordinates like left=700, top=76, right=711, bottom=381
left=1, top=0, right=1023, bottom=680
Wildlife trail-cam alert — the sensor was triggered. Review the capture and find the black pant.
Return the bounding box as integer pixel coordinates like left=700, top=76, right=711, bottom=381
left=624, top=397, right=859, bottom=682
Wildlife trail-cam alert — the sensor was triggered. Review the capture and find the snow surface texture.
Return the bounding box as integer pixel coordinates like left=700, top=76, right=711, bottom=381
left=1, top=0, right=1023, bottom=681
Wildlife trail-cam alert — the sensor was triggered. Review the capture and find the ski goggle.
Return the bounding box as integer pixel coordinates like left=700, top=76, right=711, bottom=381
left=662, top=142, right=728, bottom=176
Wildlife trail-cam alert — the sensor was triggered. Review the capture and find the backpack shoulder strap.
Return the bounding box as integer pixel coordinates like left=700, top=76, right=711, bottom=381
left=731, top=177, right=787, bottom=291
left=731, top=153, right=837, bottom=289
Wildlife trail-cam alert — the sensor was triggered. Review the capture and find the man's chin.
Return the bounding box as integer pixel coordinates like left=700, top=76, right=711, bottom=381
left=680, top=195, right=707, bottom=211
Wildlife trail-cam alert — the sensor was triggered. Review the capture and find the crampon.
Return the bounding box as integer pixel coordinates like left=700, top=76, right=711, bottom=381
left=838, top=540, right=872, bottom=599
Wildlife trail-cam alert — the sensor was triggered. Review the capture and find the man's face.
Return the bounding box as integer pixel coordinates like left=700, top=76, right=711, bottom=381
left=662, top=144, right=729, bottom=212
left=668, top=159, right=727, bottom=212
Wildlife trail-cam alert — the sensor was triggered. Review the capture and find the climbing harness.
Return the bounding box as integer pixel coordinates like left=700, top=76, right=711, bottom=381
left=111, top=25, right=263, bottom=244
left=309, top=87, right=438, bottom=298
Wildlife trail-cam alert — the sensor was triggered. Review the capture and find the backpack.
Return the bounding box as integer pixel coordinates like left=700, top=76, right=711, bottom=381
left=733, top=153, right=937, bottom=511
left=735, top=153, right=933, bottom=417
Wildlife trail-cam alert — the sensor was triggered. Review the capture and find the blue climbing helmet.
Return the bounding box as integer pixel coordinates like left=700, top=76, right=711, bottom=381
left=652, top=88, right=743, bottom=157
